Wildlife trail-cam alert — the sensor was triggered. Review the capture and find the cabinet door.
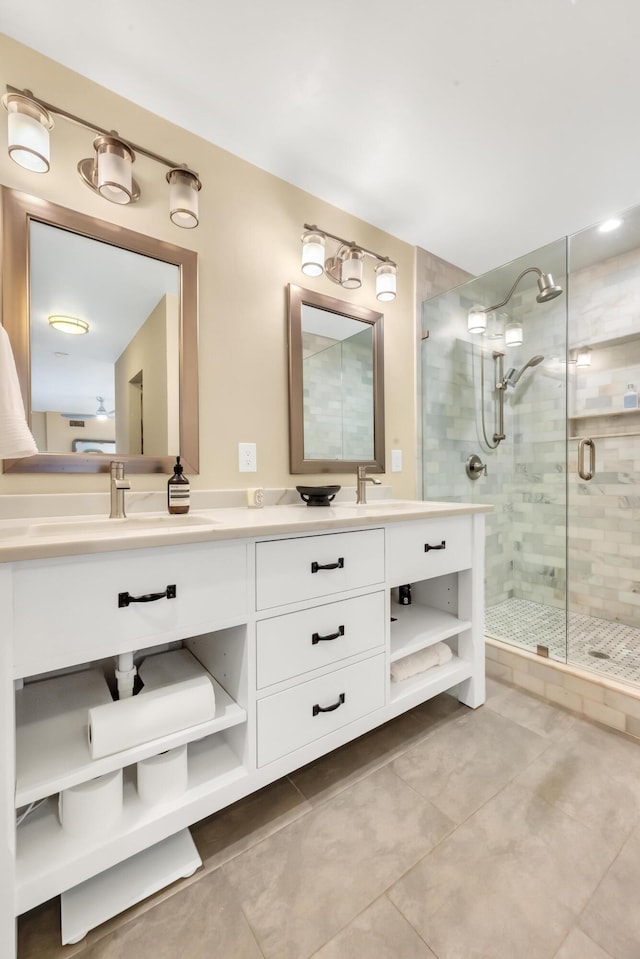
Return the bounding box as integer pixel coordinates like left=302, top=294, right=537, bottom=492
left=13, top=540, right=247, bottom=676
left=255, top=528, right=384, bottom=609
left=386, top=516, right=472, bottom=586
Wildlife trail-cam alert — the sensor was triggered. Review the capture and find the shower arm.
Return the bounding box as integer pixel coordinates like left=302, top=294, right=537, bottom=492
left=481, top=267, right=544, bottom=314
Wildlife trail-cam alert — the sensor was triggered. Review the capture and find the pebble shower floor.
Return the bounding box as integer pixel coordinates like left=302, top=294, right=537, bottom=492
left=485, top=597, right=640, bottom=686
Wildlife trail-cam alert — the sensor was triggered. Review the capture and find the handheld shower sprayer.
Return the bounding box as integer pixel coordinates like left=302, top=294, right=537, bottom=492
left=502, top=354, right=544, bottom=389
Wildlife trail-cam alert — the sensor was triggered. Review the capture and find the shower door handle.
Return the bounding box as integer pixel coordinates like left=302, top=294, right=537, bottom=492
left=578, top=438, right=595, bottom=481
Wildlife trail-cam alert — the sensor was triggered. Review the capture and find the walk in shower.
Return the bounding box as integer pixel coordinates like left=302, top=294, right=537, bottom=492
left=421, top=208, right=640, bottom=686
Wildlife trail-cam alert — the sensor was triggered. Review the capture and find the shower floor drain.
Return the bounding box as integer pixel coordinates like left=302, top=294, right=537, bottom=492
left=588, top=650, right=611, bottom=660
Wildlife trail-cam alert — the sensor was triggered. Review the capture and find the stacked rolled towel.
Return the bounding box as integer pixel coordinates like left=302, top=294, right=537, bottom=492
left=390, top=642, right=453, bottom=683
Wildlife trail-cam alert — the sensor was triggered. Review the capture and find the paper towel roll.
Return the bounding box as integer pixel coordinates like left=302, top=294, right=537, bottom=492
left=58, top=768, right=123, bottom=837
left=88, top=676, right=216, bottom=759
left=137, top=745, right=188, bottom=805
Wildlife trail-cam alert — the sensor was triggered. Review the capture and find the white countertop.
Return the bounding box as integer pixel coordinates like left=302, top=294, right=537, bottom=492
left=0, top=500, right=492, bottom=563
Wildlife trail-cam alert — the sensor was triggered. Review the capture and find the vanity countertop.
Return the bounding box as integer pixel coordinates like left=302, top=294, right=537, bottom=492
left=0, top=499, right=492, bottom=563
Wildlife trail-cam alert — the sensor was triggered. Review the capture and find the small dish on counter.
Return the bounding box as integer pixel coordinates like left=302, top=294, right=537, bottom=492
left=295, top=485, right=341, bottom=507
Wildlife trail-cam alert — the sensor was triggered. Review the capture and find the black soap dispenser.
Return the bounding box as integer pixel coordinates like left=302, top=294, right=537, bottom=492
left=168, top=456, right=190, bottom=514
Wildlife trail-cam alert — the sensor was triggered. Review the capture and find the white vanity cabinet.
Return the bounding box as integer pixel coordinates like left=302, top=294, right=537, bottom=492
left=0, top=504, right=487, bottom=957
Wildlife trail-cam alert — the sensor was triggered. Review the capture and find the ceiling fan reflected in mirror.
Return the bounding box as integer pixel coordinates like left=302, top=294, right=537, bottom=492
left=60, top=396, right=115, bottom=420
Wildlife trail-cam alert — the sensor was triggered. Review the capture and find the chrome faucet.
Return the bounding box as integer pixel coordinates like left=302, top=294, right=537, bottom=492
left=109, top=461, right=131, bottom=519
left=356, top=464, right=382, bottom=504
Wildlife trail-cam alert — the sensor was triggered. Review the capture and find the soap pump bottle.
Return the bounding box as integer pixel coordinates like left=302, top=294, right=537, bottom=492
left=168, top=456, right=190, bottom=514
left=624, top=384, right=638, bottom=410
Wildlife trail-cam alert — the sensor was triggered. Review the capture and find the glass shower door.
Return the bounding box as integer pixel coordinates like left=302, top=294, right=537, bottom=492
left=421, top=238, right=568, bottom=663
left=567, top=212, right=640, bottom=684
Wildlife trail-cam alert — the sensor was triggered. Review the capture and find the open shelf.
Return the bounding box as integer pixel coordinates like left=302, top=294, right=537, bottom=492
left=390, top=602, right=471, bottom=664
left=16, top=668, right=247, bottom=806
left=15, top=737, right=247, bottom=915
left=61, top=829, right=202, bottom=946
left=389, top=655, right=473, bottom=709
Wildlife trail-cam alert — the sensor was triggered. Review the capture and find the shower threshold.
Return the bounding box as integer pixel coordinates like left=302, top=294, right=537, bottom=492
left=485, top=598, right=640, bottom=687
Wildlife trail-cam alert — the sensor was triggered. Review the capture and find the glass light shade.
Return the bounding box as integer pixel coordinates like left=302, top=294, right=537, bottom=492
left=576, top=348, right=591, bottom=368
left=504, top=320, right=523, bottom=347
left=467, top=309, right=487, bottom=334
left=94, top=136, right=135, bottom=205
left=95, top=397, right=108, bottom=421
left=48, top=315, right=89, bottom=335
left=3, top=94, right=53, bottom=173
left=376, top=263, right=397, bottom=301
left=301, top=232, right=325, bottom=277
left=167, top=168, right=201, bottom=228
left=341, top=249, right=363, bottom=289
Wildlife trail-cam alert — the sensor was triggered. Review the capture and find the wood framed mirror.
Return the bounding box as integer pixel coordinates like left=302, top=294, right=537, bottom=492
left=288, top=284, right=385, bottom=474
left=1, top=187, right=198, bottom=474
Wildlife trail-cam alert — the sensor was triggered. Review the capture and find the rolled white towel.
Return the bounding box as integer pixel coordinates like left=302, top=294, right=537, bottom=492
left=390, top=641, right=453, bottom=683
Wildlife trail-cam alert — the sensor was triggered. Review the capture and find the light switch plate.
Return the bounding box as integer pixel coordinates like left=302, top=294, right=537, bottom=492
left=391, top=449, right=403, bottom=472
left=238, top=442, right=257, bottom=472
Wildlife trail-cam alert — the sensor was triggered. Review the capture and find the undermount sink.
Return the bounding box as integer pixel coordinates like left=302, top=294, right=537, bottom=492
left=25, top=513, right=215, bottom=538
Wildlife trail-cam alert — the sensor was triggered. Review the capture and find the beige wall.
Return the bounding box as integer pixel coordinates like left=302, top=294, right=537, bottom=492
left=0, top=34, right=417, bottom=496
left=115, top=294, right=179, bottom=457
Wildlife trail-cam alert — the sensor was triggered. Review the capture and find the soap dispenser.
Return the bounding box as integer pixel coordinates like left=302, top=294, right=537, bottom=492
left=168, top=456, right=190, bottom=514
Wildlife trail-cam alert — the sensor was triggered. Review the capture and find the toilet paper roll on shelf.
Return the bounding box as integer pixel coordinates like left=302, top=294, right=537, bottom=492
left=137, top=745, right=188, bottom=805
left=59, top=768, right=123, bottom=837
left=88, top=675, right=216, bottom=759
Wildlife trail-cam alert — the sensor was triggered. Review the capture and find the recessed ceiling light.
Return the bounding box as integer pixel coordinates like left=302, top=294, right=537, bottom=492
left=48, top=315, right=89, bottom=335
left=598, top=217, right=623, bottom=233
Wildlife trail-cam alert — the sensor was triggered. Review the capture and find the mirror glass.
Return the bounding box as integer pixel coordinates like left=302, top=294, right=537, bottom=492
left=288, top=284, right=385, bottom=473
left=2, top=188, right=198, bottom=474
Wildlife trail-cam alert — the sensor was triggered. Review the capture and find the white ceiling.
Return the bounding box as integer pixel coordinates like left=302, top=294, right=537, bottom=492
left=1, top=0, right=640, bottom=275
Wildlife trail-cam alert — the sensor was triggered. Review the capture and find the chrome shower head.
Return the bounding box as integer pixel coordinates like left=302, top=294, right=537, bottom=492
left=503, top=354, right=544, bottom=388
left=536, top=273, right=563, bottom=303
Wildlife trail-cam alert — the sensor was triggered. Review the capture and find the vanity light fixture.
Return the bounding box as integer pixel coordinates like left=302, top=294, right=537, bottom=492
left=3, top=84, right=202, bottom=228
left=1, top=92, right=54, bottom=173
left=301, top=223, right=397, bottom=300
left=48, top=315, right=89, bottom=335
left=504, top=319, right=524, bottom=348
left=467, top=307, right=488, bottom=334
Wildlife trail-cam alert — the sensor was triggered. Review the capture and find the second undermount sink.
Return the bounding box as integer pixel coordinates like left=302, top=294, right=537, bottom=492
left=26, top=513, right=216, bottom=538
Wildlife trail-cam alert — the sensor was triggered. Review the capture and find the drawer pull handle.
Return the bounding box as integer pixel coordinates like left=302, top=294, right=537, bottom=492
left=424, top=540, right=446, bottom=552
left=312, top=625, right=345, bottom=645
left=311, top=557, right=344, bottom=574
left=118, top=584, right=177, bottom=608
left=312, top=693, right=346, bottom=716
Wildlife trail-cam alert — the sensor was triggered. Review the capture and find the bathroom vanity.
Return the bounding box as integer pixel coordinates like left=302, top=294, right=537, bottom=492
left=0, top=499, right=489, bottom=953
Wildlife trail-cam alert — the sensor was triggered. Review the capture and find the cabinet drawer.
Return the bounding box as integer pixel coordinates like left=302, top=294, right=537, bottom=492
left=387, top=516, right=472, bottom=586
left=256, top=591, right=385, bottom=688
left=13, top=540, right=247, bottom=676
left=257, top=654, right=385, bottom=766
left=255, top=528, right=384, bottom=610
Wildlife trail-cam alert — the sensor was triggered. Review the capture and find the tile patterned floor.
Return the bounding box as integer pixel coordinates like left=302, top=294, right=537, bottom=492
left=486, top=597, right=640, bottom=686
left=19, top=679, right=640, bottom=959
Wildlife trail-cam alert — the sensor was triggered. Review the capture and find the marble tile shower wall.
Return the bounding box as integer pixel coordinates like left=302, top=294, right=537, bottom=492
left=303, top=332, right=373, bottom=460
left=422, top=287, right=566, bottom=611
left=567, top=249, right=640, bottom=626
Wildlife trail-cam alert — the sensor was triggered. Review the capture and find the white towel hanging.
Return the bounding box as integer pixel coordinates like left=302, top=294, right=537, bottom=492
left=0, top=325, right=38, bottom=458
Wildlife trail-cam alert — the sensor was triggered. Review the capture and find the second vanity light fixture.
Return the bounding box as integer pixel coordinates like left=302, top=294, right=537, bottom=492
left=301, top=223, right=397, bottom=301
left=2, top=86, right=202, bottom=228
